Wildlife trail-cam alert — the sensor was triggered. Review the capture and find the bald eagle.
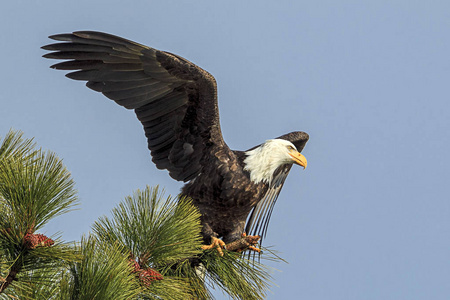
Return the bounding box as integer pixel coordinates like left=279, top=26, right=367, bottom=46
left=42, top=31, right=308, bottom=252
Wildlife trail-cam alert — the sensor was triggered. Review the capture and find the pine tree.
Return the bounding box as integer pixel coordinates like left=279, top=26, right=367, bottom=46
left=0, top=130, right=78, bottom=298
left=0, top=130, right=280, bottom=299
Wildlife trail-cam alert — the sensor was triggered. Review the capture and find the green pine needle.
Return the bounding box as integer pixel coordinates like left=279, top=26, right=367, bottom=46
left=92, top=186, right=205, bottom=299
left=0, top=129, right=36, bottom=162
left=92, top=186, right=203, bottom=266
left=63, top=236, right=143, bottom=299
left=0, top=130, right=79, bottom=297
left=0, top=150, right=78, bottom=232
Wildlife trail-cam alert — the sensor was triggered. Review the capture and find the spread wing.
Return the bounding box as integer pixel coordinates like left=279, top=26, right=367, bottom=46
left=245, top=164, right=293, bottom=243
left=42, top=31, right=227, bottom=182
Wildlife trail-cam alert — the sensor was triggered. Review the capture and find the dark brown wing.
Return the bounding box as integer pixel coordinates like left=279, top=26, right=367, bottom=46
left=245, top=164, right=292, bottom=243
left=244, top=131, right=308, bottom=244
left=42, top=31, right=228, bottom=182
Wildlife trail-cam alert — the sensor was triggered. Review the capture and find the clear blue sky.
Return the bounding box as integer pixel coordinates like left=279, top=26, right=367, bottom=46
left=1, top=1, right=450, bottom=299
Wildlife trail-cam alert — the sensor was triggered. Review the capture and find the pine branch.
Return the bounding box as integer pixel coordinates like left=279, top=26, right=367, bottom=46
left=0, top=232, right=56, bottom=293
left=0, top=131, right=79, bottom=295
left=92, top=186, right=204, bottom=299
left=0, top=266, right=19, bottom=293
left=60, top=236, right=143, bottom=299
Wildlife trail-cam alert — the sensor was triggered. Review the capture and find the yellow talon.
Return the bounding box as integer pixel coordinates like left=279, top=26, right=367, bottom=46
left=248, top=245, right=261, bottom=253
left=202, top=236, right=226, bottom=256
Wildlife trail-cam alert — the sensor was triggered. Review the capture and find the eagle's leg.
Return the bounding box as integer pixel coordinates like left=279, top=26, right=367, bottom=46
left=201, top=234, right=261, bottom=256
left=202, top=236, right=226, bottom=256
left=241, top=232, right=261, bottom=253
left=224, top=233, right=261, bottom=253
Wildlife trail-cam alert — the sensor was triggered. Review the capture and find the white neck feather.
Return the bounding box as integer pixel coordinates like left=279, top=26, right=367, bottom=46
left=243, top=139, right=295, bottom=184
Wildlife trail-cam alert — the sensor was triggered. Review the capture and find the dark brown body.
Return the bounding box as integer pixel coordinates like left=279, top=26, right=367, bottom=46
left=182, top=149, right=268, bottom=243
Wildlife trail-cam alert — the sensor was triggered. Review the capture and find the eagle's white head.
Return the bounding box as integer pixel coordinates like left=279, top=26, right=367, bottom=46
left=243, top=139, right=307, bottom=184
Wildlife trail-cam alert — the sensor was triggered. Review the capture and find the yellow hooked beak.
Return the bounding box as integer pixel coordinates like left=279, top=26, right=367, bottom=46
left=289, top=151, right=307, bottom=169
